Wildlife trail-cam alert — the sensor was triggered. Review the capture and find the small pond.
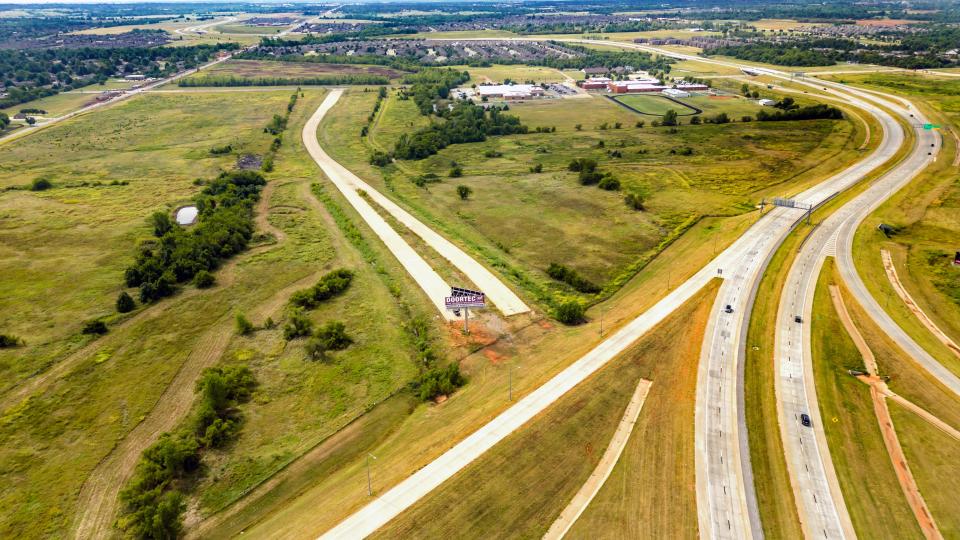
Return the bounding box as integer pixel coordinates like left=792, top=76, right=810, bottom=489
left=175, top=206, right=198, bottom=225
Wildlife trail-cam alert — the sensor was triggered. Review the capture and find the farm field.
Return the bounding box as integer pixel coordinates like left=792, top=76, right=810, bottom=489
left=0, top=87, right=443, bottom=537
left=351, top=88, right=860, bottom=299
left=373, top=279, right=716, bottom=539
left=811, top=260, right=922, bottom=539
left=182, top=59, right=410, bottom=82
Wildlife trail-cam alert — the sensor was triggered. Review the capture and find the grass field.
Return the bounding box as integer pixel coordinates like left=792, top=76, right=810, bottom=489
left=215, top=23, right=285, bottom=35
left=355, top=88, right=859, bottom=299
left=373, top=279, right=717, bottom=539
left=183, top=59, right=409, bottom=82
left=613, top=94, right=700, bottom=116
left=1, top=91, right=95, bottom=118
left=0, top=87, right=443, bottom=537
left=445, top=64, right=575, bottom=84
left=811, top=260, right=922, bottom=539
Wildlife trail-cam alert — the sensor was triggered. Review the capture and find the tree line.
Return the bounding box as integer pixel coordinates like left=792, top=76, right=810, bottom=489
left=393, top=102, right=527, bottom=160
left=178, top=74, right=389, bottom=87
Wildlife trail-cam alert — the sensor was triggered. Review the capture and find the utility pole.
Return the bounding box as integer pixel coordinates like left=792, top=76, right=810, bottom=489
left=508, top=363, right=513, bottom=401
left=366, top=453, right=377, bottom=496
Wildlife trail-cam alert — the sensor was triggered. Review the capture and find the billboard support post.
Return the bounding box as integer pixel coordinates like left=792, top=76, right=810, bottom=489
left=445, top=286, right=485, bottom=335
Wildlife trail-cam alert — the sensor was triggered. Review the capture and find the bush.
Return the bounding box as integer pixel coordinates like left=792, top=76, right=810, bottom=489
left=314, top=321, right=352, bottom=351
left=412, top=173, right=441, bottom=188
left=598, top=176, right=621, bottom=191
left=662, top=109, right=678, bottom=126
left=193, top=270, right=215, bottom=288
left=635, top=120, right=645, bottom=128
left=29, top=177, right=52, bottom=191
left=449, top=165, right=463, bottom=178
left=82, top=319, right=108, bottom=335
left=457, top=185, right=472, bottom=200
left=555, top=300, right=585, bottom=325
left=235, top=313, right=254, bottom=336
left=370, top=150, right=392, bottom=166
left=116, top=291, right=136, bottom=313
left=290, top=268, right=353, bottom=309
left=625, top=189, right=647, bottom=210
left=530, top=163, right=543, bottom=173
left=741, top=115, right=753, bottom=122
left=0, top=334, right=23, bottom=348
left=567, top=158, right=597, bottom=172
left=483, top=149, right=503, bottom=158
left=283, top=309, right=313, bottom=340
left=708, top=112, right=730, bottom=124
left=579, top=169, right=603, bottom=185
left=209, top=144, right=232, bottom=155
left=689, top=116, right=702, bottom=125
left=546, top=263, right=600, bottom=294
left=411, top=363, right=466, bottom=401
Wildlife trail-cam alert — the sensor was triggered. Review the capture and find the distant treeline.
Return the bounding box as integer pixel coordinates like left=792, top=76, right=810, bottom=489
left=179, top=74, right=389, bottom=87
left=237, top=50, right=421, bottom=73
left=756, top=104, right=843, bottom=122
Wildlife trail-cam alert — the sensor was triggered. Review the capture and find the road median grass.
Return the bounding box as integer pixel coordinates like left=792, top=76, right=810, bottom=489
left=812, top=259, right=921, bottom=539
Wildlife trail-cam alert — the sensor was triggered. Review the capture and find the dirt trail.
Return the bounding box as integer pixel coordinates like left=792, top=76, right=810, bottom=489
left=830, top=285, right=943, bottom=540
left=72, top=183, right=320, bottom=539
left=881, top=249, right=960, bottom=358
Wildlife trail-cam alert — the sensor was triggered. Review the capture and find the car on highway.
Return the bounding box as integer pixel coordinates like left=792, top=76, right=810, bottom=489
left=724, top=304, right=734, bottom=313
left=795, top=315, right=802, bottom=323
left=800, top=413, right=812, bottom=427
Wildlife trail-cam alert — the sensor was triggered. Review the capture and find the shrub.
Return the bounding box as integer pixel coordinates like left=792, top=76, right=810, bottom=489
left=370, top=151, right=392, bottom=166
left=635, top=120, right=645, bottom=128
left=314, top=321, right=352, bottom=351
left=193, top=270, right=215, bottom=288
left=82, top=319, right=108, bottom=335
left=578, top=169, right=603, bottom=185
left=598, top=176, right=621, bottom=191
left=283, top=309, right=313, bottom=340
left=575, top=123, right=582, bottom=131
left=567, top=158, right=596, bottom=172
left=411, top=363, right=466, bottom=401
left=116, top=291, right=136, bottom=313
left=741, top=115, right=753, bottom=122
left=457, top=185, right=472, bottom=200
left=235, top=313, right=254, bottom=336
left=690, top=116, right=702, bottom=125
left=449, top=165, right=463, bottom=178
left=412, top=173, right=441, bottom=188
left=708, top=112, right=730, bottom=124
left=0, top=334, right=23, bottom=348
left=546, top=263, right=600, bottom=294
left=29, top=177, right=52, bottom=191
left=209, top=144, right=232, bottom=155
left=662, top=109, right=678, bottom=126
left=290, top=268, right=353, bottom=309
left=305, top=335, right=328, bottom=361
left=530, top=163, right=543, bottom=173
left=555, top=300, right=585, bottom=325
left=483, top=149, right=503, bottom=158
left=625, top=189, right=647, bottom=211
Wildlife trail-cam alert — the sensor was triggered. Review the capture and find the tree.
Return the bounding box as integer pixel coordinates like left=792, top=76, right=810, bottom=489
left=574, top=124, right=582, bottom=131
left=741, top=83, right=750, bottom=96
left=555, top=300, right=585, bottom=325
left=448, top=165, right=463, bottom=178
left=635, top=120, right=645, bottom=128
left=305, top=335, right=328, bottom=361
left=150, top=211, right=174, bottom=237
left=369, top=150, right=391, bottom=166
left=235, top=312, right=254, bottom=336
left=662, top=109, right=678, bottom=126
left=314, top=321, right=352, bottom=351
left=457, top=185, right=472, bottom=200
left=116, top=291, right=136, bottom=313
left=690, top=115, right=702, bottom=125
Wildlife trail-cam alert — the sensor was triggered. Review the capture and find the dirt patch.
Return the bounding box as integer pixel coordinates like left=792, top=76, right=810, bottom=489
left=237, top=154, right=263, bottom=170
left=483, top=348, right=506, bottom=364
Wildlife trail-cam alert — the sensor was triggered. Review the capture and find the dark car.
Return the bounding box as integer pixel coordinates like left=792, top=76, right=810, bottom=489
left=724, top=304, right=734, bottom=313
left=795, top=315, right=803, bottom=323
left=800, top=413, right=812, bottom=427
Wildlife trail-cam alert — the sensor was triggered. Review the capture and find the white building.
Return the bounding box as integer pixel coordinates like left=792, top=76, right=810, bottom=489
left=758, top=98, right=777, bottom=106
left=663, top=88, right=690, bottom=98
left=476, top=84, right=545, bottom=100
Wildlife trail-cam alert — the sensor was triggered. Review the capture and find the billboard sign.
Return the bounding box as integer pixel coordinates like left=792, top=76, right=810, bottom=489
left=445, top=293, right=485, bottom=309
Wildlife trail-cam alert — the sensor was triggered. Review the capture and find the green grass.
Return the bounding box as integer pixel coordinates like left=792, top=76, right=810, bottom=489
left=811, top=259, right=922, bottom=539
left=444, top=64, right=572, bottom=85
left=0, top=87, right=440, bottom=538
left=215, top=23, right=284, bottom=35
left=2, top=91, right=95, bottom=118
left=373, top=279, right=717, bottom=539
left=185, top=59, right=409, bottom=82
left=888, top=402, right=960, bottom=537
left=356, top=89, right=858, bottom=297
left=614, top=94, right=699, bottom=116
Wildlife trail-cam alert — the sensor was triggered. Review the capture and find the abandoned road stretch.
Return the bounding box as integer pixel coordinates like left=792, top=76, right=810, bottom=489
left=305, top=89, right=530, bottom=318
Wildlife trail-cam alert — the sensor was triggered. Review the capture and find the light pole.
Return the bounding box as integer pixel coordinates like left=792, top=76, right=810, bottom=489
left=508, top=363, right=513, bottom=401
left=366, top=453, right=377, bottom=496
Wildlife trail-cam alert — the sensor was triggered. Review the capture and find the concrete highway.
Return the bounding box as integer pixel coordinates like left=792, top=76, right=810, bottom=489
left=306, top=90, right=530, bottom=317
left=312, top=40, right=925, bottom=540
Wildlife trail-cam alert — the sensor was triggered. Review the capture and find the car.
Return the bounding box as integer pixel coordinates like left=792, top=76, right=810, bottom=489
left=794, top=315, right=802, bottom=323
left=724, top=304, right=734, bottom=313
left=800, top=413, right=811, bottom=427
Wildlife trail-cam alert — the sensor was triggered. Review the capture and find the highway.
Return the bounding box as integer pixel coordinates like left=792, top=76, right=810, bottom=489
left=305, top=90, right=530, bottom=317
left=313, top=41, right=923, bottom=540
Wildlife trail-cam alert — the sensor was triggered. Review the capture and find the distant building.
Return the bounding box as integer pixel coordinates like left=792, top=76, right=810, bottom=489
left=477, top=84, right=545, bottom=100
left=579, top=77, right=612, bottom=89
left=663, top=88, right=690, bottom=98
left=676, top=83, right=708, bottom=91
left=581, top=67, right=609, bottom=76
left=608, top=81, right=668, bottom=93
left=124, top=74, right=146, bottom=81
left=758, top=98, right=777, bottom=106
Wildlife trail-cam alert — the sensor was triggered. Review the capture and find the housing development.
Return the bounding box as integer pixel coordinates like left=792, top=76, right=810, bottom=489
left=1, top=1, right=960, bottom=539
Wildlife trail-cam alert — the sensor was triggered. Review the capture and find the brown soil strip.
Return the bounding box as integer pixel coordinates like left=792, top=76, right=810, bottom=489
left=880, top=249, right=960, bottom=358
left=830, top=285, right=943, bottom=540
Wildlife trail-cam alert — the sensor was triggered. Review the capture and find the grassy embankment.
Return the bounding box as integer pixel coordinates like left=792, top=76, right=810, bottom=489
left=367, top=279, right=718, bottom=539
left=0, top=88, right=438, bottom=537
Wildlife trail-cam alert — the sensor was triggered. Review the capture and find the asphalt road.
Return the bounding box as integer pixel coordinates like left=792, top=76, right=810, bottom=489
left=306, top=90, right=530, bottom=317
